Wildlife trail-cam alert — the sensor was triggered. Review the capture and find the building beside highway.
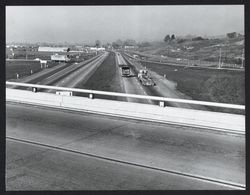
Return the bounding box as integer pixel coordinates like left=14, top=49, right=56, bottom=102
left=89, top=47, right=105, bottom=52
left=124, top=45, right=138, bottom=49
left=38, top=47, right=70, bottom=52
left=51, top=54, right=70, bottom=62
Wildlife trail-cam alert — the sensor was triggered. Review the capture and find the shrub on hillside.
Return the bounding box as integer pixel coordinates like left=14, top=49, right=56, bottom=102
left=204, top=75, right=245, bottom=105
left=192, top=37, right=205, bottom=41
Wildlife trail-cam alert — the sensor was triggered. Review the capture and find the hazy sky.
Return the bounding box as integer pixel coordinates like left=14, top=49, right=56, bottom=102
left=6, top=5, right=244, bottom=44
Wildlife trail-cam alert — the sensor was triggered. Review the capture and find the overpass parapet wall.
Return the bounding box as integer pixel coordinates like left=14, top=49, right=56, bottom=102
left=6, top=88, right=245, bottom=134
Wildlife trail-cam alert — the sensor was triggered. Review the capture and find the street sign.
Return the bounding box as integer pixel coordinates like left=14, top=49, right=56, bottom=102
left=56, top=91, right=73, bottom=96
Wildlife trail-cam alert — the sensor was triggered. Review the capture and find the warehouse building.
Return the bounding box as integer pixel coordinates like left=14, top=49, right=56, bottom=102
left=51, top=54, right=70, bottom=62
left=38, top=47, right=70, bottom=52
left=89, top=47, right=105, bottom=51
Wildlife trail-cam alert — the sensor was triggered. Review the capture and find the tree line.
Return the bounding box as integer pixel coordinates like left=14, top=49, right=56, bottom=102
left=164, top=34, right=175, bottom=43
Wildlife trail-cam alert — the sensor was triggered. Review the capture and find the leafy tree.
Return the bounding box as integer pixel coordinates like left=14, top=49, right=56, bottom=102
left=124, top=39, right=136, bottom=46
left=177, top=39, right=186, bottom=44
left=116, top=39, right=123, bottom=46
left=171, top=34, right=175, bottom=40
left=164, top=35, right=171, bottom=42
left=95, top=40, right=101, bottom=48
left=112, top=42, right=118, bottom=49
left=112, top=39, right=123, bottom=49
left=192, top=36, right=204, bottom=41
left=138, top=42, right=151, bottom=47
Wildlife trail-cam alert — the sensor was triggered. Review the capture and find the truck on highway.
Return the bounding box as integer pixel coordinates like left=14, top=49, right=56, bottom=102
left=138, top=69, right=155, bottom=86
left=121, top=66, right=131, bottom=77
left=116, top=52, right=131, bottom=77
left=133, top=54, right=139, bottom=59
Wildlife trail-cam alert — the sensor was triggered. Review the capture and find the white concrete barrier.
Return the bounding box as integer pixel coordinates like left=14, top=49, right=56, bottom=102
left=6, top=88, right=245, bottom=134
left=6, top=81, right=245, bottom=110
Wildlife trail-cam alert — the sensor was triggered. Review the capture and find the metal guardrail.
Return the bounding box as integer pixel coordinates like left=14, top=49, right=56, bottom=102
left=6, top=81, right=245, bottom=110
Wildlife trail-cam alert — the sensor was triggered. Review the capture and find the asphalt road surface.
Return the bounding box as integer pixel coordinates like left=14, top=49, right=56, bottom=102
left=51, top=52, right=108, bottom=88
left=45, top=52, right=108, bottom=93
left=6, top=102, right=245, bottom=190
left=6, top=138, right=241, bottom=190
left=116, top=53, right=153, bottom=104
left=7, top=54, right=102, bottom=90
left=123, top=53, right=203, bottom=109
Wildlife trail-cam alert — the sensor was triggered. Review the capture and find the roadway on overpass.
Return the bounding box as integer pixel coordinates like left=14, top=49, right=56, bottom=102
left=6, top=102, right=245, bottom=190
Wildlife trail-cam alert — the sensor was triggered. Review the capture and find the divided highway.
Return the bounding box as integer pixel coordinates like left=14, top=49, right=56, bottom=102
left=7, top=50, right=203, bottom=109
left=6, top=51, right=245, bottom=190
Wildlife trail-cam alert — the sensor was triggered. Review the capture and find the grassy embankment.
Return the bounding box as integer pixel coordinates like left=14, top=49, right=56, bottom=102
left=137, top=37, right=244, bottom=64
left=141, top=61, right=245, bottom=114
left=6, top=61, right=59, bottom=80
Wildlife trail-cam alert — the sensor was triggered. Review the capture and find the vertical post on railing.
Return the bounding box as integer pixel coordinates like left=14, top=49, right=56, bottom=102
left=32, top=87, right=38, bottom=93
left=89, top=93, right=94, bottom=99
left=159, top=101, right=165, bottom=107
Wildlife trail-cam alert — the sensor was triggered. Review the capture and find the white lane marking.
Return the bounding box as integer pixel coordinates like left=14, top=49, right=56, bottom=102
left=46, top=54, right=106, bottom=89
left=45, top=66, right=71, bottom=81
left=122, top=55, right=154, bottom=104
left=7, top=137, right=245, bottom=190
left=58, top=53, right=108, bottom=88
left=68, top=56, right=107, bottom=87
left=45, top=54, right=103, bottom=83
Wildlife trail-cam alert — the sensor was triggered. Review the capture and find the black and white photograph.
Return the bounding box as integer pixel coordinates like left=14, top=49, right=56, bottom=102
left=5, top=4, right=245, bottom=190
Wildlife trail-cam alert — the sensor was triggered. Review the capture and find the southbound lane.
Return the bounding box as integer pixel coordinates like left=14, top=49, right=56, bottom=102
left=6, top=102, right=245, bottom=189
left=123, top=53, right=196, bottom=108
left=115, top=53, right=153, bottom=104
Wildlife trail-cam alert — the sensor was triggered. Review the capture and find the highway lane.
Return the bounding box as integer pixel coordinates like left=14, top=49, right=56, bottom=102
left=78, top=52, right=127, bottom=101
left=7, top=53, right=105, bottom=93
left=7, top=54, right=102, bottom=90
left=6, top=63, right=69, bottom=89
left=44, top=52, right=108, bottom=93
left=120, top=70, right=153, bottom=104
left=6, top=138, right=240, bottom=190
left=115, top=53, right=153, bottom=104
left=116, top=52, right=127, bottom=65
left=51, top=52, right=109, bottom=88
left=123, top=53, right=206, bottom=109
left=37, top=54, right=103, bottom=86
left=38, top=62, right=87, bottom=86
left=6, top=102, right=245, bottom=188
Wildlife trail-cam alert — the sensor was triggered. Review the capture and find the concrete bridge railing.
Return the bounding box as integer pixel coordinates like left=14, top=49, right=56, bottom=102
left=6, top=82, right=245, bottom=134
left=6, top=81, right=245, bottom=110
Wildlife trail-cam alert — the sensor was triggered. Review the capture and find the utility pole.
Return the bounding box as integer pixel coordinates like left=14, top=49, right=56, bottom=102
left=241, top=49, right=244, bottom=69
left=218, top=48, right=221, bottom=69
